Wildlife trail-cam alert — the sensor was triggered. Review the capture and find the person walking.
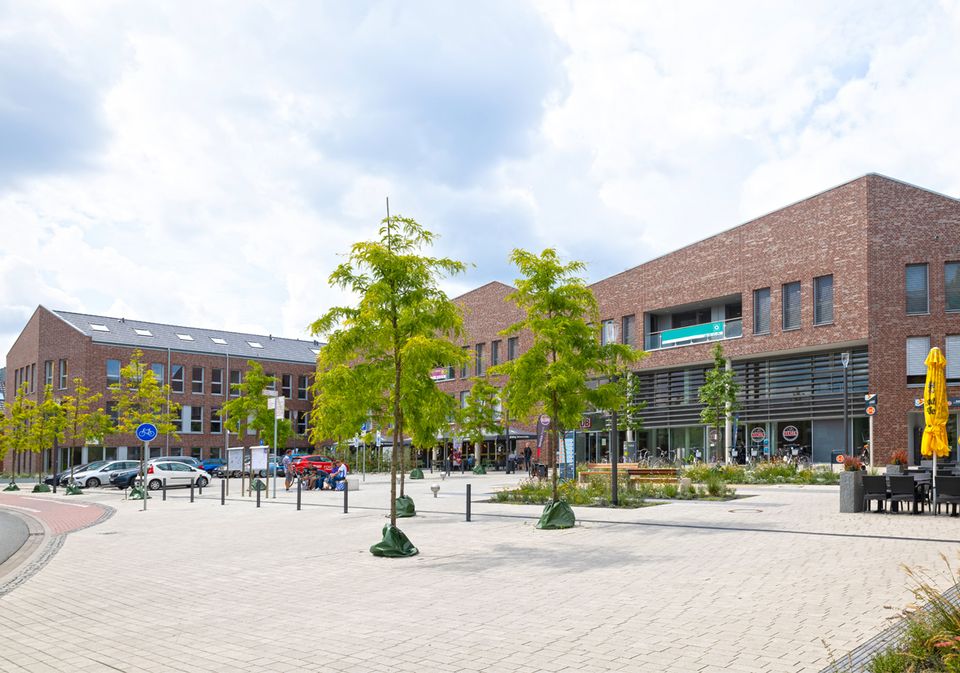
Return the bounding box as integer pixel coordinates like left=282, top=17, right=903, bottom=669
left=282, top=450, right=295, bottom=491
left=523, top=444, right=532, bottom=475
left=452, top=448, right=462, bottom=474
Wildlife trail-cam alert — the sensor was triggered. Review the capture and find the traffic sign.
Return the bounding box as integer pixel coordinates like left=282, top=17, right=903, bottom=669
left=750, top=427, right=766, bottom=442
left=136, top=423, right=158, bottom=442
left=864, top=393, right=878, bottom=415
left=782, top=425, right=799, bottom=442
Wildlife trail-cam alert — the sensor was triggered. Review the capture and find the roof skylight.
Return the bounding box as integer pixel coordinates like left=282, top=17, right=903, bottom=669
left=310, top=348, right=321, bottom=355
left=247, top=341, right=263, bottom=349
left=211, top=337, right=227, bottom=345
left=134, top=329, right=153, bottom=337
left=176, top=334, right=194, bottom=341
left=90, top=324, right=110, bottom=332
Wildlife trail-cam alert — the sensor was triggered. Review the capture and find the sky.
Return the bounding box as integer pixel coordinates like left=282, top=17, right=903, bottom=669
left=2, top=0, right=960, bottom=361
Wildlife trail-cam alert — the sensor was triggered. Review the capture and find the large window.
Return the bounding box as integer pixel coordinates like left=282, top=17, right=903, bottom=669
left=192, top=367, right=204, bottom=394
left=622, top=315, right=636, bottom=347
left=813, top=275, right=834, bottom=325
left=782, top=282, right=801, bottom=331
left=281, top=374, right=292, bottom=398
left=211, top=368, right=223, bottom=395
left=946, top=262, right=960, bottom=312
left=753, top=288, right=770, bottom=335
left=106, top=359, right=121, bottom=386
left=58, top=359, right=67, bottom=389
left=476, top=343, right=485, bottom=376
left=507, top=337, right=519, bottom=360
left=171, top=365, right=184, bottom=393
left=907, top=336, right=931, bottom=386
left=906, top=263, right=929, bottom=314
left=297, top=375, right=308, bottom=400
left=44, top=360, right=53, bottom=386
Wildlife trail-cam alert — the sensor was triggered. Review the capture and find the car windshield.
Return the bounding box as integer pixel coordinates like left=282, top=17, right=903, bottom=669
left=83, top=461, right=108, bottom=471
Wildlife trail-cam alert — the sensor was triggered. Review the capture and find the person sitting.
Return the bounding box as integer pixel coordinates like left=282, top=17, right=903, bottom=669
left=312, top=467, right=331, bottom=490
left=326, top=459, right=348, bottom=490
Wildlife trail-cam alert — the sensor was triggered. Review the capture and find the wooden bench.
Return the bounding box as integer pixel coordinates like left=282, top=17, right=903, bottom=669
left=578, top=464, right=678, bottom=485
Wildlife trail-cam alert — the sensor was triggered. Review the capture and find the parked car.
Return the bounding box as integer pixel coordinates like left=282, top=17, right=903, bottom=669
left=136, top=461, right=211, bottom=491
left=46, top=463, right=90, bottom=486
left=111, top=468, right=140, bottom=490
left=292, top=455, right=341, bottom=475
left=200, top=458, right=225, bottom=475
left=66, top=460, right=142, bottom=488
left=58, top=460, right=110, bottom=486
left=148, top=456, right=202, bottom=469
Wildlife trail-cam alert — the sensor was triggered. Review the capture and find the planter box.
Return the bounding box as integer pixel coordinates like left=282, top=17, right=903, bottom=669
left=839, top=470, right=864, bottom=513
left=885, top=465, right=906, bottom=476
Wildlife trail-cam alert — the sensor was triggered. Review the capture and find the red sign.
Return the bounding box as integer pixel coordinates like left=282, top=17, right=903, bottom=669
left=782, top=425, right=799, bottom=442
left=579, top=418, right=592, bottom=429
left=429, top=367, right=450, bottom=381
left=865, top=405, right=877, bottom=416
left=836, top=453, right=846, bottom=464
left=750, top=427, right=766, bottom=442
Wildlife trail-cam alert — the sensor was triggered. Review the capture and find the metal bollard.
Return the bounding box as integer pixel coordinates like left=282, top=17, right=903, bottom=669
left=52, top=478, right=57, bottom=494
left=256, top=485, right=261, bottom=508
left=221, top=478, right=225, bottom=506
left=163, top=478, right=167, bottom=501
left=198, top=480, right=203, bottom=496
left=343, top=482, right=348, bottom=514
left=466, top=483, right=471, bottom=522
left=190, top=480, right=195, bottom=503
left=296, top=477, right=302, bottom=511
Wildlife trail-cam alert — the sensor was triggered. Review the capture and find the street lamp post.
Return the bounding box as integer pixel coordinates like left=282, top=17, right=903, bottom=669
left=841, top=351, right=851, bottom=458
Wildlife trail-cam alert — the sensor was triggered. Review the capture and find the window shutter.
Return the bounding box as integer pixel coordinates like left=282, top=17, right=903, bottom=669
left=906, top=336, right=931, bottom=377
left=754, top=288, right=770, bottom=334
left=782, top=283, right=801, bottom=330
left=906, top=264, right=928, bottom=314
left=947, top=336, right=960, bottom=380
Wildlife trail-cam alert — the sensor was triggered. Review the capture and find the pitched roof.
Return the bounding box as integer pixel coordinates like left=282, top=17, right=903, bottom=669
left=52, top=310, right=322, bottom=364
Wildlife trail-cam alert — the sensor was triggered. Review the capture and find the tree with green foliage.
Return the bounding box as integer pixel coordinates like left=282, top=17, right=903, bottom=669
left=310, top=362, right=385, bottom=467
left=28, top=385, right=66, bottom=490
left=61, top=377, right=114, bottom=489
left=699, top=342, right=741, bottom=463
left=491, top=249, right=638, bottom=526
left=458, top=378, right=503, bottom=460
left=614, top=371, right=648, bottom=459
left=310, top=214, right=465, bottom=555
left=4, top=384, right=36, bottom=481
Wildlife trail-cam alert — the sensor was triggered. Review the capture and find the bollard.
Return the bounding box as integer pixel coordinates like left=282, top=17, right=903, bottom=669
left=52, top=478, right=57, bottom=494
left=297, top=477, right=302, bottom=511
left=198, top=480, right=203, bottom=496
left=221, top=478, right=226, bottom=506
left=256, top=485, right=261, bottom=508
left=466, top=483, right=471, bottom=522
left=163, top=478, right=167, bottom=501
left=190, top=480, right=195, bottom=503
left=343, top=483, right=348, bottom=514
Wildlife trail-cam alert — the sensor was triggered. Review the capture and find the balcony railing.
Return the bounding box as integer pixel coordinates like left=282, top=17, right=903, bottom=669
left=644, top=318, right=742, bottom=351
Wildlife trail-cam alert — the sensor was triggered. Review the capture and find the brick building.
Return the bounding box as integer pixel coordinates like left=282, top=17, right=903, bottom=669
left=2, top=307, right=320, bottom=474
left=441, top=174, right=960, bottom=466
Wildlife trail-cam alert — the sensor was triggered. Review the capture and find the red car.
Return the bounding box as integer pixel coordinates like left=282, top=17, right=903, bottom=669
left=292, top=455, right=341, bottom=475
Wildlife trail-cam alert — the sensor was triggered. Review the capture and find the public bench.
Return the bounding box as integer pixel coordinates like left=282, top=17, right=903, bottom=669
left=577, top=464, right=678, bottom=485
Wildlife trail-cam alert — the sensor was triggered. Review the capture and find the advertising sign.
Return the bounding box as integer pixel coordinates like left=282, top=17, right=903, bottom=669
left=750, top=427, right=766, bottom=443
left=864, top=393, right=878, bottom=416
left=536, top=414, right=551, bottom=449
left=429, top=366, right=451, bottom=381
left=782, top=425, right=799, bottom=442
left=660, top=321, right=724, bottom=345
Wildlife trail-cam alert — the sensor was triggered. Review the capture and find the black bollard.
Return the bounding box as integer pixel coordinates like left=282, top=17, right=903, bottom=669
left=256, top=485, right=261, bottom=508
left=466, top=483, right=471, bottom=522
left=163, top=478, right=167, bottom=501
left=198, top=480, right=203, bottom=496
left=343, top=482, right=348, bottom=514
left=221, top=478, right=225, bottom=506
left=190, top=480, right=195, bottom=503
left=296, top=477, right=302, bottom=511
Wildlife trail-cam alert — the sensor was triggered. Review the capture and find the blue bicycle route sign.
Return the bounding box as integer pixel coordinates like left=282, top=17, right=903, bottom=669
left=136, top=423, right=158, bottom=442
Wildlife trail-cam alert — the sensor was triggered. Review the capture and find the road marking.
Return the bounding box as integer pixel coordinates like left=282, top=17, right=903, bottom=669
left=21, top=497, right=88, bottom=508
left=0, top=504, right=41, bottom=513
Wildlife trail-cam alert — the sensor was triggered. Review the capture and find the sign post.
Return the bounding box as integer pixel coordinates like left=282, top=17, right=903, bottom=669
left=266, top=394, right=284, bottom=498
left=135, top=423, right=158, bottom=511
left=864, top=394, right=877, bottom=470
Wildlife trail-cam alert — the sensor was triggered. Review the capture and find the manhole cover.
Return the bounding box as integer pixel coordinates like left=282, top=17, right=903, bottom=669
left=728, top=508, right=763, bottom=513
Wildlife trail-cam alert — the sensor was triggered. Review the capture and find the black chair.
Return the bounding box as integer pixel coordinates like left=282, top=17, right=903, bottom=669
left=936, top=477, right=960, bottom=516
left=862, top=476, right=889, bottom=512
left=889, top=476, right=923, bottom=514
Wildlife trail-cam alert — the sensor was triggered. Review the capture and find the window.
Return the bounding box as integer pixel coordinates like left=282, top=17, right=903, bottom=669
left=170, top=447, right=183, bottom=457
left=171, top=365, right=184, bottom=393
left=753, top=288, right=770, bottom=335
left=813, top=275, right=834, bottom=325
left=459, top=390, right=468, bottom=408
left=281, top=374, right=292, bottom=397
left=90, top=323, right=110, bottom=332
left=310, top=348, right=321, bottom=356
left=622, top=315, right=636, bottom=347
left=507, top=336, right=519, bottom=360
left=298, top=375, right=308, bottom=400
left=211, top=337, right=227, bottom=345
left=190, top=447, right=202, bottom=459
left=946, top=263, right=960, bottom=312
left=106, top=401, right=119, bottom=425
left=106, top=359, right=121, bottom=386
left=176, top=333, right=194, bottom=341
left=229, top=370, right=241, bottom=396
left=209, top=448, right=221, bottom=460
left=947, top=336, right=960, bottom=384
left=128, top=446, right=141, bottom=461
left=44, top=360, right=52, bottom=386
left=211, top=368, right=223, bottom=395
left=58, top=359, right=67, bottom=389
left=150, top=363, right=164, bottom=384
left=460, top=346, right=470, bottom=378
left=782, top=282, right=801, bottom=331
left=211, top=406, right=222, bottom=433
left=30, top=363, right=35, bottom=392
left=247, top=341, right=263, bottom=349
left=266, top=373, right=276, bottom=391
left=906, top=264, right=929, bottom=314
left=601, top=319, right=616, bottom=345
left=476, top=344, right=485, bottom=376
left=907, top=336, right=931, bottom=386
left=491, top=341, right=501, bottom=367
left=134, top=328, right=153, bottom=337
left=190, top=406, right=203, bottom=433
left=296, top=411, right=308, bottom=435
left=190, top=367, right=203, bottom=394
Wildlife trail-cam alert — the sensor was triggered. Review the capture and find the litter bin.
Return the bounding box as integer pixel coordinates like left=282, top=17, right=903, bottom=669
left=533, top=463, right=548, bottom=479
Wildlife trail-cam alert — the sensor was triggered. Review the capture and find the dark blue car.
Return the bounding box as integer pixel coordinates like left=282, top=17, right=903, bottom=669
left=200, top=458, right=225, bottom=475
left=110, top=467, right=140, bottom=490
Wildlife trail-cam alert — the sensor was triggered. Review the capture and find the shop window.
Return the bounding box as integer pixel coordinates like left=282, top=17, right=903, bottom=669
left=906, top=263, right=929, bottom=314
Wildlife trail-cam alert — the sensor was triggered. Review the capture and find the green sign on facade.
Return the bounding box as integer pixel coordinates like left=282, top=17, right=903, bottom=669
left=661, top=321, right=724, bottom=345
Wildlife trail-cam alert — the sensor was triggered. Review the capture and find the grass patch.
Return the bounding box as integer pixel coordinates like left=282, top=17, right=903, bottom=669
left=682, top=463, right=840, bottom=485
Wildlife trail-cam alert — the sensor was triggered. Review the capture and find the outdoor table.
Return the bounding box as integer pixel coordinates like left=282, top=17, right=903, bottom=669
left=886, top=474, right=930, bottom=514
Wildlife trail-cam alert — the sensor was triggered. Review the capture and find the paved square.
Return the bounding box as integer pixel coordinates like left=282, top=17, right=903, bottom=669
left=1, top=473, right=958, bottom=672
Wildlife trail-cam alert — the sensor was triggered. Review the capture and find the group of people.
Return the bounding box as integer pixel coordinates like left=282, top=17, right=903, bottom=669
left=281, top=450, right=348, bottom=492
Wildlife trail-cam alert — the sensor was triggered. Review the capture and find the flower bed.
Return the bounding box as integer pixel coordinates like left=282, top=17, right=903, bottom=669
left=682, top=463, right=840, bottom=485
left=492, top=474, right=736, bottom=508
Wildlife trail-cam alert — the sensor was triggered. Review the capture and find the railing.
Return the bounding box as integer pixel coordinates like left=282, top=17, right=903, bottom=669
left=644, top=318, right=742, bottom=351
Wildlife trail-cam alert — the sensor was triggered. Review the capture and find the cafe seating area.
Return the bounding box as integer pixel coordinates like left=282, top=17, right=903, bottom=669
left=862, top=468, right=960, bottom=516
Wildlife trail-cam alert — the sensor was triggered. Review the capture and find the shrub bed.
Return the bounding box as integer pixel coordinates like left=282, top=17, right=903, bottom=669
left=682, top=463, right=840, bottom=485
left=492, top=475, right=736, bottom=507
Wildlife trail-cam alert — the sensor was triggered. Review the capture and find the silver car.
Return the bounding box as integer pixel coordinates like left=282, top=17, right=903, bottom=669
left=67, top=460, right=142, bottom=488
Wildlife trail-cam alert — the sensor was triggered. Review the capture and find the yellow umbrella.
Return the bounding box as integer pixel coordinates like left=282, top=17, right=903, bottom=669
left=921, top=347, right=950, bottom=507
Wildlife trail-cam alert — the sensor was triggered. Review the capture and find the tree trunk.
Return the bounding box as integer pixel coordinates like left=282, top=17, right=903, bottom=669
left=398, top=415, right=406, bottom=498
left=390, top=360, right=400, bottom=528
left=551, top=392, right=559, bottom=503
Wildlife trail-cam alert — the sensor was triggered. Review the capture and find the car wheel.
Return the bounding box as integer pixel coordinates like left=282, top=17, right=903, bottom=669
left=147, top=479, right=163, bottom=491
left=197, top=477, right=209, bottom=488
left=86, top=477, right=101, bottom=488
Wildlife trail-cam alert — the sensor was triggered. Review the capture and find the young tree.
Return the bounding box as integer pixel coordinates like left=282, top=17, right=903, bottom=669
left=221, top=361, right=284, bottom=492
left=457, top=378, right=504, bottom=465
left=4, top=384, right=36, bottom=488
left=28, top=385, right=66, bottom=491
left=61, top=377, right=114, bottom=492
left=310, top=214, right=465, bottom=556
left=491, top=249, right=638, bottom=528
left=310, top=362, right=385, bottom=466
left=699, top=342, right=741, bottom=463
left=111, top=350, right=180, bottom=494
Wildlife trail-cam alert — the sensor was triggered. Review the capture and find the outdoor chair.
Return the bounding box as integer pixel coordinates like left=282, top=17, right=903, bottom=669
left=862, top=476, right=889, bottom=513
left=935, top=477, right=960, bottom=516
left=889, top=476, right=923, bottom=514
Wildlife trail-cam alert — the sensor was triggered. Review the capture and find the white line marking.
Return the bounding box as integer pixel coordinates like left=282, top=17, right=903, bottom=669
left=0, top=504, right=42, bottom=513
left=21, top=497, right=88, bottom=508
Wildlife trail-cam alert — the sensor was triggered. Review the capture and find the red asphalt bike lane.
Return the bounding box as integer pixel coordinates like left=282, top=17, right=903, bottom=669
left=0, top=492, right=109, bottom=535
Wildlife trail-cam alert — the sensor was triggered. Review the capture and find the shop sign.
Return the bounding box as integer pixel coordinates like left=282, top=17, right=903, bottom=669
left=750, top=427, right=766, bottom=442
left=579, top=417, right=592, bottom=429
left=660, top=321, right=724, bottom=345
left=864, top=393, right=878, bottom=416
left=430, top=366, right=451, bottom=381
left=781, top=425, right=799, bottom=442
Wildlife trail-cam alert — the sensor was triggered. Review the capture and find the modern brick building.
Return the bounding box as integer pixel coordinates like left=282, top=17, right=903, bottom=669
left=442, top=174, right=960, bottom=466
left=2, top=307, right=321, bottom=474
